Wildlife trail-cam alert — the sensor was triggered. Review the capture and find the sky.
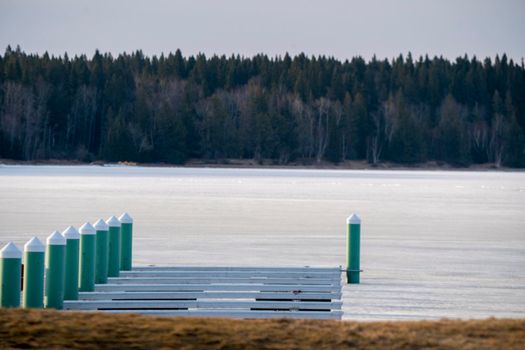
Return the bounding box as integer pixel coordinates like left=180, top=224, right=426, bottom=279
left=1, top=0, right=524, bottom=62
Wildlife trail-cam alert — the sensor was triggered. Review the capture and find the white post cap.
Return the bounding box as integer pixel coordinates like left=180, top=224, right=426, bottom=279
left=118, top=212, right=133, bottom=224
left=79, top=222, right=96, bottom=235
left=62, top=226, right=80, bottom=240
left=47, top=231, right=66, bottom=245
left=0, top=242, right=22, bottom=258
left=24, top=237, right=45, bottom=252
left=106, top=216, right=121, bottom=227
left=347, top=213, right=361, bottom=225
left=94, top=219, right=109, bottom=231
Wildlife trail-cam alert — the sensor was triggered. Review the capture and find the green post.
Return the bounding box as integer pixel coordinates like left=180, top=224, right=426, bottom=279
left=118, top=213, right=133, bottom=271
left=45, top=231, right=66, bottom=309
left=94, top=219, right=109, bottom=284
left=0, top=242, right=22, bottom=308
left=23, top=237, right=45, bottom=308
left=106, top=216, right=121, bottom=277
left=346, top=213, right=361, bottom=284
left=63, top=226, right=80, bottom=300
left=79, top=223, right=96, bottom=292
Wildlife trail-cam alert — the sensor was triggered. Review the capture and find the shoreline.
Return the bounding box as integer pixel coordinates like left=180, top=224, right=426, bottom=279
left=1, top=309, right=524, bottom=349
left=0, top=158, right=523, bottom=172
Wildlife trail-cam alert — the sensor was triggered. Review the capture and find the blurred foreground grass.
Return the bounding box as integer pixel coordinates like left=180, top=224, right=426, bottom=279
left=0, top=308, right=524, bottom=349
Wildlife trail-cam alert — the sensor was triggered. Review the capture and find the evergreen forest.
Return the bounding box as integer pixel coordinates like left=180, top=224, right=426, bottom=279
left=1, top=46, right=524, bottom=167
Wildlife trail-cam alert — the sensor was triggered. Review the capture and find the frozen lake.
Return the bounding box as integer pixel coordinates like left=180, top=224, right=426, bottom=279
left=0, top=165, right=524, bottom=320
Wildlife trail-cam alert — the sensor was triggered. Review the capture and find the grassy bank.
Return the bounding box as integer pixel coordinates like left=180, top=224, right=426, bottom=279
left=0, top=309, right=524, bottom=349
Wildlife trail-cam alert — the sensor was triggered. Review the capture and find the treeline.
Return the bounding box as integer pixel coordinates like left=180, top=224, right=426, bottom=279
left=1, top=46, right=524, bottom=167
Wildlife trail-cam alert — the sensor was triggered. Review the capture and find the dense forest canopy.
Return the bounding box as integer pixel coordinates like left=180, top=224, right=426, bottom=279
left=0, top=46, right=524, bottom=167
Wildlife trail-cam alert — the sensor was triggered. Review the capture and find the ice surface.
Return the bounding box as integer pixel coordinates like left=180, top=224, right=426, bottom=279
left=0, top=165, right=524, bottom=319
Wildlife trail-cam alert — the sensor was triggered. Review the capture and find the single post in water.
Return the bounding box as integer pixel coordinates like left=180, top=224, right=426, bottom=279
left=45, top=231, right=66, bottom=309
left=106, top=216, right=121, bottom=277
left=23, top=237, right=45, bottom=308
left=94, top=219, right=109, bottom=284
left=346, top=213, right=361, bottom=284
left=78, top=223, right=96, bottom=292
left=0, top=242, right=22, bottom=308
left=118, top=212, right=133, bottom=271
left=63, top=226, right=80, bottom=300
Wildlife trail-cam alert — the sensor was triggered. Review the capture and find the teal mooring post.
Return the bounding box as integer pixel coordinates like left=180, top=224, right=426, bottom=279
left=63, top=226, right=80, bottom=300
left=346, top=213, right=361, bottom=284
left=79, top=223, right=96, bottom=292
left=0, top=242, right=22, bottom=308
left=45, top=231, right=66, bottom=309
left=118, top=212, right=133, bottom=271
left=106, top=216, right=121, bottom=277
left=23, top=237, right=45, bottom=308
left=94, top=219, right=109, bottom=284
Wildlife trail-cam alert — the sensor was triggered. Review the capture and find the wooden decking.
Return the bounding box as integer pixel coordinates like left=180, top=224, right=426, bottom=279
left=64, top=266, right=343, bottom=320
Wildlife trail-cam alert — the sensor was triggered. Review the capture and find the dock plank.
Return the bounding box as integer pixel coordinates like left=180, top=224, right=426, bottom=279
left=78, top=291, right=342, bottom=300
left=120, top=271, right=341, bottom=279
left=95, top=283, right=339, bottom=293
left=108, top=277, right=341, bottom=285
left=65, top=300, right=342, bottom=310
left=131, top=266, right=341, bottom=273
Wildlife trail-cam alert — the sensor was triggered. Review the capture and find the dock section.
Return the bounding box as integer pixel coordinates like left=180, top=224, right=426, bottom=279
left=64, top=266, right=343, bottom=320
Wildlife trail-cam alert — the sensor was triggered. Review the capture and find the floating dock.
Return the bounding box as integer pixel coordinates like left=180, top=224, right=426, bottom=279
left=63, top=266, right=343, bottom=320
left=1, top=212, right=361, bottom=320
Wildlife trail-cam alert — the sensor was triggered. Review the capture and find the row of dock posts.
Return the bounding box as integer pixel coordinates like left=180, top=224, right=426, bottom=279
left=0, top=213, right=133, bottom=308
left=2, top=211, right=361, bottom=310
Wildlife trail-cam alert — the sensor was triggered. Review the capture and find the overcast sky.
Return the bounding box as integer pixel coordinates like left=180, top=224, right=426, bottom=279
left=1, top=0, right=524, bottom=62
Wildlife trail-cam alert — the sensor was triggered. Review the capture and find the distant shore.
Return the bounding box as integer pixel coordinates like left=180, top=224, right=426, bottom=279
left=0, top=158, right=523, bottom=172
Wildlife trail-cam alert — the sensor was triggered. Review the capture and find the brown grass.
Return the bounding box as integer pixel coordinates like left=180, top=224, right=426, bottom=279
left=0, top=309, right=523, bottom=349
